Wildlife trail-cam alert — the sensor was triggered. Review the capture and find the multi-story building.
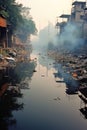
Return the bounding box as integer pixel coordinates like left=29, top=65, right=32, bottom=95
left=71, top=1, right=86, bottom=22
left=57, top=1, right=87, bottom=40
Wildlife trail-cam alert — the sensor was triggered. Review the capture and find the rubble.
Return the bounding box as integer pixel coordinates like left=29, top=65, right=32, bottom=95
left=48, top=44, right=87, bottom=90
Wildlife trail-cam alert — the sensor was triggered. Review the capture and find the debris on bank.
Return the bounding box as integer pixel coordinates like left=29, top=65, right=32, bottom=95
left=0, top=47, right=36, bottom=97
left=48, top=44, right=87, bottom=92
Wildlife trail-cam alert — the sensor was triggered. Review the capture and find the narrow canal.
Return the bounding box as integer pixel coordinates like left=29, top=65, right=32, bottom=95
left=1, top=51, right=87, bottom=130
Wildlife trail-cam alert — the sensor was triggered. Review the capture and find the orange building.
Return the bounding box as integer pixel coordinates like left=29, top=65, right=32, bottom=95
left=0, top=16, right=7, bottom=27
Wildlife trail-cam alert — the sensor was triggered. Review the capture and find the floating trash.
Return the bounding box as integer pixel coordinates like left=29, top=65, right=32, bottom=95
left=53, top=97, right=61, bottom=101
left=41, top=74, right=45, bottom=77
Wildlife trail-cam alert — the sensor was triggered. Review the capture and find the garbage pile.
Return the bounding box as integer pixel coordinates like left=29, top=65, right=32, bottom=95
left=48, top=44, right=87, bottom=90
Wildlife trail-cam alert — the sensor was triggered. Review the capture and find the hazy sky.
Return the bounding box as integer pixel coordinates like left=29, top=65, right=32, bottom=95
left=16, top=0, right=85, bottom=30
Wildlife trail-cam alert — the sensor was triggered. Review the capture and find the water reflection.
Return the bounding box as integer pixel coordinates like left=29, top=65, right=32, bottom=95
left=10, top=61, right=36, bottom=83
left=0, top=61, right=36, bottom=130
left=53, top=63, right=79, bottom=94
left=38, top=52, right=54, bottom=70
left=53, top=60, right=87, bottom=119
left=1, top=52, right=87, bottom=130
left=80, top=107, right=87, bottom=119
left=79, top=88, right=87, bottom=119
left=0, top=93, right=24, bottom=130
left=53, top=59, right=87, bottom=121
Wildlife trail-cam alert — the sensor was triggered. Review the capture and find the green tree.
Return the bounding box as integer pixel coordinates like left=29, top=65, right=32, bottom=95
left=16, top=18, right=37, bottom=43
left=0, top=0, right=23, bottom=30
left=0, top=0, right=23, bottom=47
left=0, top=0, right=37, bottom=47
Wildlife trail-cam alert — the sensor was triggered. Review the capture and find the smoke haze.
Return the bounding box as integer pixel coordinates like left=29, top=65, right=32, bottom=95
left=57, top=22, right=84, bottom=50
left=31, top=22, right=56, bottom=51
left=31, top=22, right=85, bottom=53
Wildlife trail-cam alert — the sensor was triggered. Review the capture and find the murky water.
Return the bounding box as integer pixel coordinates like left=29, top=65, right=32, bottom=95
left=1, top=52, right=87, bottom=130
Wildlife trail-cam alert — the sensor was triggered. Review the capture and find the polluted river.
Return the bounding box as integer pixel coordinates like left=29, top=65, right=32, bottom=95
left=0, top=50, right=87, bottom=130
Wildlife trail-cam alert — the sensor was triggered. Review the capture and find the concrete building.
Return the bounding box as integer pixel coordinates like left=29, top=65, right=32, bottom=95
left=57, top=1, right=87, bottom=40
left=71, top=1, right=86, bottom=22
